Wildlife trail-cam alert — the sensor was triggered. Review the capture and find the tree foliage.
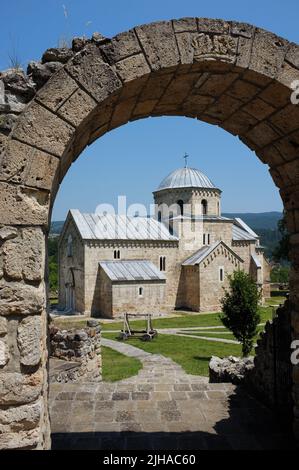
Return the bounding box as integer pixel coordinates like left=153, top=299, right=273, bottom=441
left=220, top=270, right=261, bottom=357
left=48, top=237, right=58, bottom=292
left=273, top=212, right=290, bottom=262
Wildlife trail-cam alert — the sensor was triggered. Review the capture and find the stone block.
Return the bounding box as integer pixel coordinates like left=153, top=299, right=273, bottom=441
left=0, top=338, right=9, bottom=366
left=0, top=317, right=7, bottom=335
left=0, top=370, right=43, bottom=405
left=249, top=29, right=289, bottom=79
left=226, top=79, right=260, bottom=103
left=285, top=43, right=299, bottom=69
left=197, top=18, right=230, bottom=34
left=0, top=428, right=39, bottom=450
left=57, top=87, right=97, bottom=127
left=135, top=21, right=180, bottom=71
left=17, top=316, right=42, bottom=366
left=242, top=98, right=275, bottom=121
left=36, top=68, right=78, bottom=112
left=0, top=281, right=45, bottom=316
left=270, top=104, right=299, bottom=134
left=0, top=182, right=49, bottom=226
left=12, top=101, right=74, bottom=158
left=175, top=32, right=199, bottom=64
left=173, top=17, right=197, bottom=33
left=245, top=122, right=281, bottom=148
left=115, top=53, right=151, bottom=83
left=0, top=400, right=41, bottom=432
left=101, top=30, right=141, bottom=63
left=66, top=44, right=122, bottom=103
left=2, top=227, right=45, bottom=282
left=0, top=139, right=59, bottom=191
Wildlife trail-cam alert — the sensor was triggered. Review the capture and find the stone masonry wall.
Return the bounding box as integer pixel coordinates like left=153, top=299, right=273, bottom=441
left=49, top=319, right=102, bottom=383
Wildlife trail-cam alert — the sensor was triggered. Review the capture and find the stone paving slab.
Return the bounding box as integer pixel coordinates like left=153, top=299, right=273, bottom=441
left=50, top=340, right=295, bottom=450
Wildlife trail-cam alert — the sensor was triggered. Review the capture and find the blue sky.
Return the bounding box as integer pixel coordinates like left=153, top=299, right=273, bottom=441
left=1, top=0, right=298, bottom=220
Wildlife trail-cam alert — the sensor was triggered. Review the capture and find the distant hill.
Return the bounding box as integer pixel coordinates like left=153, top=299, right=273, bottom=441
left=50, top=221, right=64, bottom=235
left=223, top=211, right=282, bottom=230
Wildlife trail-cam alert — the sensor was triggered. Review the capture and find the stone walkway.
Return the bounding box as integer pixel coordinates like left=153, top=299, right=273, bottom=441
left=50, top=340, right=295, bottom=450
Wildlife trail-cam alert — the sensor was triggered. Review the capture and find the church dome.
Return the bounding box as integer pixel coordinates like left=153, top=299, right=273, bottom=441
left=156, top=167, right=217, bottom=191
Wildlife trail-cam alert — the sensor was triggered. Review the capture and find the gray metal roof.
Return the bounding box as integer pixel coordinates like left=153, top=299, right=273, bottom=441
left=99, top=260, right=166, bottom=282
left=182, top=241, right=243, bottom=266
left=70, top=209, right=178, bottom=241
left=251, top=253, right=262, bottom=269
left=234, top=218, right=259, bottom=238
left=155, top=167, right=218, bottom=191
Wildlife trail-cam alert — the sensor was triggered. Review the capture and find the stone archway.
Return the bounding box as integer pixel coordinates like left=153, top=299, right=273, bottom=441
left=0, top=17, right=299, bottom=449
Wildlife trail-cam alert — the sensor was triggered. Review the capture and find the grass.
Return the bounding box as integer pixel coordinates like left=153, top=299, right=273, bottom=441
left=181, top=324, right=266, bottom=342
left=102, top=332, right=242, bottom=376
left=101, top=306, right=274, bottom=331
left=102, top=345, right=142, bottom=382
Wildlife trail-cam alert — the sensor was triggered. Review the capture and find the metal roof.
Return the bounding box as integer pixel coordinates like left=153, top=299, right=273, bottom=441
left=70, top=209, right=178, bottom=241
left=251, top=253, right=262, bottom=269
left=234, top=218, right=259, bottom=238
left=99, top=260, right=166, bottom=282
left=182, top=240, right=243, bottom=266
left=232, top=225, right=256, bottom=241
left=155, top=167, right=218, bottom=191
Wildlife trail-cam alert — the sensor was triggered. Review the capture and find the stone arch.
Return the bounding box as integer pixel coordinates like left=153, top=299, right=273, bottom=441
left=0, top=17, right=299, bottom=449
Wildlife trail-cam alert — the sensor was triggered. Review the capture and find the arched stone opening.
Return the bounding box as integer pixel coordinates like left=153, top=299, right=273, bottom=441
left=0, top=17, right=299, bottom=449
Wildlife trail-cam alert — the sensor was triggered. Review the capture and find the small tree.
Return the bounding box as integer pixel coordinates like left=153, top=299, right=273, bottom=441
left=220, top=270, right=261, bottom=357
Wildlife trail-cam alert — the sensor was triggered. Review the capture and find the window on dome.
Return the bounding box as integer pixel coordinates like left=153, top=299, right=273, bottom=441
left=158, top=211, right=162, bottom=222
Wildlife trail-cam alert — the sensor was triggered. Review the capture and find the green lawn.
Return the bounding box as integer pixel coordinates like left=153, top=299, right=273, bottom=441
left=102, top=345, right=142, bottom=382
left=102, top=332, right=242, bottom=376
left=181, top=325, right=265, bottom=342
left=101, top=306, right=274, bottom=331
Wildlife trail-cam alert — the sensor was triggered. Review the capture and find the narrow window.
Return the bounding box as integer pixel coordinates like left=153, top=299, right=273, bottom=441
left=117, top=250, right=121, bottom=259
left=138, top=287, right=143, bottom=297
left=158, top=211, right=162, bottom=222
left=160, top=256, right=166, bottom=272
left=169, top=213, right=174, bottom=235
left=177, top=199, right=184, bottom=216
left=201, top=199, right=208, bottom=215
left=219, top=267, right=224, bottom=282
left=207, top=234, right=210, bottom=245
left=67, top=234, right=73, bottom=257
left=114, top=250, right=117, bottom=259
left=203, top=233, right=206, bottom=245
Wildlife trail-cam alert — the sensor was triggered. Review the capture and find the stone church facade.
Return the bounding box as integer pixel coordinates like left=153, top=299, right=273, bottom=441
left=58, top=166, right=270, bottom=317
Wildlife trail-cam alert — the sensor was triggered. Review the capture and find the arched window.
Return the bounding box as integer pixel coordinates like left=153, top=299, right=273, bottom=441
left=138, top=287, right=144, bottom=297
left=67, top=234, right=73, bottom=257
left=177, top=199, right=184, bottom=216
left=201, top=199, right=208, bottom=215
left=158, top=211, right=162, bottom=222
left=160, top=256, right=166, bottom=272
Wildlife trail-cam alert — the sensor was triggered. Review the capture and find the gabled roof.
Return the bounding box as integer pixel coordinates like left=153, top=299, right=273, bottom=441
left=69, top=209, right=178, bottom=242
left=99, top=260, right=166, bottom=282
left=233, top=218, right=259, bottom=240
left=182, top=240, right=243, bottom=266
left=232, top=224, right=257, bottom=241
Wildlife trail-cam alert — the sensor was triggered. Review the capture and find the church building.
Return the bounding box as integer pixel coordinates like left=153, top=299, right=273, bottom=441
left=58, top=164, right=270, bottom=317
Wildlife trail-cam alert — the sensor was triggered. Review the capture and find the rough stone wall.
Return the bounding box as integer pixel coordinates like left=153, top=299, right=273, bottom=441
left=0, top=17, right=298, bottom=447
left=180, top=265, right=200, bottom=311
left=198, top=245, right=242, bottom=311
left=84, top=240, right=179, bottom=315
left=49, top=320, right=102, bottom=382
left=110, top=281, right=166, bottom=318
left=251, top=301, right=293, bottom=424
